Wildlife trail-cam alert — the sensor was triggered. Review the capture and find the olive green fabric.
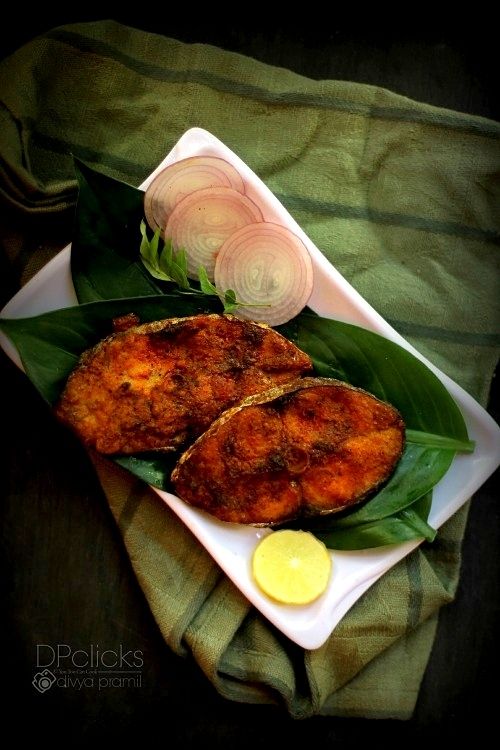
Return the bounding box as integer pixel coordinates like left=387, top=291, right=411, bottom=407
left=1, top=21, right=499, bottom=719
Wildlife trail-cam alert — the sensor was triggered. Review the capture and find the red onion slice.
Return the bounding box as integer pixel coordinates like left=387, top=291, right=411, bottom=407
left=144, top=156, right=245, bottom=235
left=165, top=187, right=263, bottom=280
left=214, top=223, right=314, bottom=326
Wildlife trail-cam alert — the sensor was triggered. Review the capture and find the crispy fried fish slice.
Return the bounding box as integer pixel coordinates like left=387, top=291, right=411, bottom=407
left=55, top=314, right=312, bottom=454
left=171, top=378, right=405, bottom=525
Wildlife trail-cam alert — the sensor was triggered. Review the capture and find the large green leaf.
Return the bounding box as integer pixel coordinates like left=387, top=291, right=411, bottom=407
left=312, top=492, right=437, bottom=549
left=72, top=160, right=162, bottom=302
left=115, top=452, right=179, bottom=490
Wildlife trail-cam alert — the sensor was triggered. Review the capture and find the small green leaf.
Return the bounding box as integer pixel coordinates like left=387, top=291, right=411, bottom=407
left=115, top=451, right=178, bottom=490
left=140, top=257, right=173, bottom=282
left=400, top=506, right=436, bottom=542
left=406, top=429, right=475, bottom=453
left=175, top=248, right=188, bottom=277
left=139, top=222, right=171, bottom=279
left=159, top=239, right=174, bottom=274
left=198, top=266, right=218, bottom=296
left=150, top=227, right=160, bottom=256
left=139, top=220, right=153, bottom=264
left=222, top=288, right=240, bottom=313
left=169, top=260, right=191, bottom=290
left=411, top=491, right=433, bottom=521
left=314, top=510, right=435, bottom=550
left=312, top=491, right=436, bottom=549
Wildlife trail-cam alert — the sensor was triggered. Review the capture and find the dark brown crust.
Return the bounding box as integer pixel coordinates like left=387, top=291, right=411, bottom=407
left=171, top=378, right=405, bottom=525
left=55, top=314, right=312, bottom=454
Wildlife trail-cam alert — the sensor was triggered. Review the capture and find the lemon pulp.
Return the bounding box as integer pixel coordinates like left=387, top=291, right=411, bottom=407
left=252, top=530, right=332, bottom=605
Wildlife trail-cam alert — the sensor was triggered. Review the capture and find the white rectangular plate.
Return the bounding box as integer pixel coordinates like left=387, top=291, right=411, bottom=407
left=1, top=128, right=499, bottom=649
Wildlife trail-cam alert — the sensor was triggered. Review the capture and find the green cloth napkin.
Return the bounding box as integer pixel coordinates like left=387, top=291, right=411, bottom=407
left=1, top=21, right=499, bottom=719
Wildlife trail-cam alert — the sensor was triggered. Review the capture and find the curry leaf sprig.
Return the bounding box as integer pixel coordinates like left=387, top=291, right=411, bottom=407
left=139, top=221, right=239, bottom=313
left=197, top=266, right=239, bottom=314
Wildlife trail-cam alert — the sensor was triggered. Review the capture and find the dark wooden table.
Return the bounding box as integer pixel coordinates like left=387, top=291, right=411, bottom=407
left=1, top=22, right=498, bottom=743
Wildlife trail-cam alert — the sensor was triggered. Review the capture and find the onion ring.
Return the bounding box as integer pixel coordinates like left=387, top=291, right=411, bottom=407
left=144, top=156, right=245, bottom=235
left=165, top=187, right=263, bottom=280
left=214, top=222, right=313, bottom=326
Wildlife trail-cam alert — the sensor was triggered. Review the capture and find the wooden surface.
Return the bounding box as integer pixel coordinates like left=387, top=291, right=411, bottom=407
left=1, top=22, right=499, bottom=742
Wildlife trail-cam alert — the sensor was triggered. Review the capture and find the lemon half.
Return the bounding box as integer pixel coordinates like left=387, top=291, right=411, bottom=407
left=252, top=530, right=332, bottom=605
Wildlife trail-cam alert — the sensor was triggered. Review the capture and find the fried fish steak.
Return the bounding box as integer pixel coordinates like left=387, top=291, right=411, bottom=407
left=55, top=314, right=312, bottom=454
left=171, top=377, right=405, bottom=525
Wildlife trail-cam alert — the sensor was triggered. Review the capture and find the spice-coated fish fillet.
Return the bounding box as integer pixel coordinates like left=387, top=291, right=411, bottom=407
left=171, top=378, right=405, bottom=525
left=55, top=314, right=312, bottom=454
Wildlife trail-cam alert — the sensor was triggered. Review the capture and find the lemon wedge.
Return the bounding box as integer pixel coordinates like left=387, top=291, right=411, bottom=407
left=252, top=530, right=332, bottom=605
